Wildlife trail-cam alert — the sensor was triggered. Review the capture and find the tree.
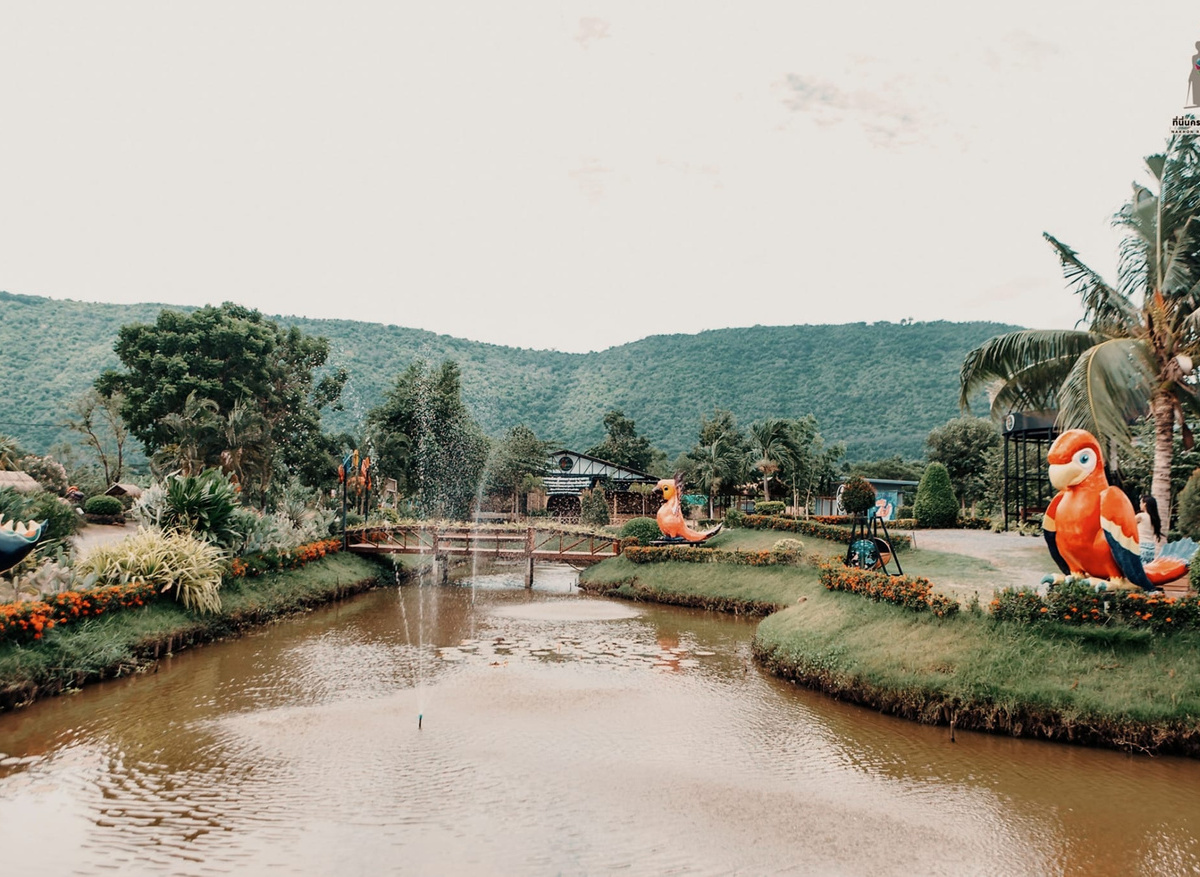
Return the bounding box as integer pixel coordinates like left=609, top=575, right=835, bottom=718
left=748, top=418, right=800, bottom=502
left=925, top=417, right=1000, bottom=512
left=779, top=416, right=844, bottom=514
left=365, top=360, right=489, bottom=519
left=63, top=389, right=129, bottom=485
left=579, top=487, right=611, bottom=526
left=690, top=436, right=744, bottom=518
left=683, top=408, right=751, bottom=517
left=97, top=303, right=345, bottom=497
left=960, top=137, right=1200, bottom=521
left=914, top=462, right=959, bottom=528
left=586, top=410, right=654, bottom=471
left=155, top=391, right=220, bottom=477
left=487, top=424, right=549, bottom=514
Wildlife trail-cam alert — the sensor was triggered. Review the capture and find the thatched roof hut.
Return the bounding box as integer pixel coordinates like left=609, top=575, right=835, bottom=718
left=0, top=470, right=41, bottom=493
left=104, top=483, right=144, bottom=499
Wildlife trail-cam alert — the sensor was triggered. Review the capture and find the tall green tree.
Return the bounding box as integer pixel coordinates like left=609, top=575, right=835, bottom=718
left=748, top=418, right=800, bottom=502
left=925, top=417, right=1000, bottom=511
left=586, top=409, right=655, bottom=471
left=487, top=424, right=549, bottom=514
left=682, top=409, right=751, bottom=517
left=97, top=304, right=346, bottom=497
left=781, top=416, right=844, bottom=513
left=365, top=360, right=489, bottom=519
left=961, top=136, right=1200, bottom=521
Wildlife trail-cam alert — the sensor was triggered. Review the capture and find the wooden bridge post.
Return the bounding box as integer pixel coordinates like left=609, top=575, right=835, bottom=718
left=524, top=526, right=535, bottom=588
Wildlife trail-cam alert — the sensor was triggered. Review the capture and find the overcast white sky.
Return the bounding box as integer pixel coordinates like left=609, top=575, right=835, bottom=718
left=1, top=2, right=1197, bottom=352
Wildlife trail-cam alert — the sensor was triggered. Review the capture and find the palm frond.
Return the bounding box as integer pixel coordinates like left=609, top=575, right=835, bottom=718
left=1056, top=338, right=1156, bottom=444
left=1043, top=233, right=1139, bottom=334
left=959, top=329, right=1104, bottom=411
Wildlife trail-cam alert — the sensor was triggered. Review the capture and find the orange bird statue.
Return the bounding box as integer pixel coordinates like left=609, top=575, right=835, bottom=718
left=655, top=474, right=723, bottom=544
left=1043, top=429, right=1194, bottom=591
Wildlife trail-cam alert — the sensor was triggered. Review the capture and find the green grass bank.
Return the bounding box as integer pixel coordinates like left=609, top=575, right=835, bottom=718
left=580, top=532, right=1200, bottom=757
left=0, top=553, right=388, bottom=712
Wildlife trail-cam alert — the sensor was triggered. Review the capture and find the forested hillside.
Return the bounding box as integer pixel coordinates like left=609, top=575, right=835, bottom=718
left=0, top=291, right=1016, bottom=460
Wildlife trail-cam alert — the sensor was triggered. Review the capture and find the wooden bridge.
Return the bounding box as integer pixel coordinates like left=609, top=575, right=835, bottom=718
left=346, top=525, right=623, bottom=585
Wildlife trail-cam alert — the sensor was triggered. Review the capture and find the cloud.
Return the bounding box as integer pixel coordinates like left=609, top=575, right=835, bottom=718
left=575, top=17, right=610, bottom=49
left=778, top=73, right=928, bottom=147
left=569, top=158, right=613, bottom=202
left=984, top=29, right=1061, bottom=71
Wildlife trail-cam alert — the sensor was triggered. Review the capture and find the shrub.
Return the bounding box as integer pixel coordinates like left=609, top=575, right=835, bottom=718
left=957, top=515, right=992, bottom=530
left=0, top=488, right=82, bottom=550
left=580, top=487, right=610, bottom=526
left=990, top=588, right=1047, bottom=623
left=897, top=504, right=914, bottom=519
left=840, top=477, right=876, bottom=516
left=78, top=528, right=225, bottom=613
left=1178, top=468, right=1200, bottom=540
left=84, top=495, right=124, bottom=517
left=18, top=455, right=69, bottom=496
left=771, top=538, right=805, bottom=563
left=754, top=500, right=786, bottom=516
left=723, top=508, right=745, bottom=527
left=619, top=517, right=662, bottom=546
left=914, top=463, right=958, bottom=528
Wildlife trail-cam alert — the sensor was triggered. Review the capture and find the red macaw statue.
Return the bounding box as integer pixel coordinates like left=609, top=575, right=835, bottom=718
left=1043, top=429, right=1192, bottom=590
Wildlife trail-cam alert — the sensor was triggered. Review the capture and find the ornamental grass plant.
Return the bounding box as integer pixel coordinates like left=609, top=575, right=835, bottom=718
left=79, top=528, right=225, bottom=613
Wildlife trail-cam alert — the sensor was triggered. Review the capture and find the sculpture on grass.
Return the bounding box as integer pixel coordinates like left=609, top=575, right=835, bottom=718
left=654, top=474, right=722, bottom=545
left=0, top=515, right=46, bottom=575
left=1042, top=429, right=1196, bottom=591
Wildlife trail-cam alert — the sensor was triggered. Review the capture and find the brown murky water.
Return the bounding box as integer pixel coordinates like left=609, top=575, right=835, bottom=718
left=2, top=564, right=1199, bottom=876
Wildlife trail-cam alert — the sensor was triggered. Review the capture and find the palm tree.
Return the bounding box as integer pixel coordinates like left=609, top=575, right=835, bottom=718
left=156, top=392, right=220, bottom=476
left=692, top=436, right=743, bottom=519
left=749, top=418, right=800, bottom=503
left=960, top=136, right=1200, bottom=520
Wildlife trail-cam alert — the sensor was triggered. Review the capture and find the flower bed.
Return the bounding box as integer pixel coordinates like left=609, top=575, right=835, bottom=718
left=818, top=563, right=959, bottom=617
left=0, top=581, right=157, bottom=646
left=228, top=538, right=342, bottom=578
left=741, top=514, right=912, bottom=550
left=1, top=538, right=345, bottom=646
left=990, top=582, right=1200, bottom=634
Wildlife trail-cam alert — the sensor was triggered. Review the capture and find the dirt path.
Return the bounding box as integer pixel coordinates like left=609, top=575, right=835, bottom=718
left=908, top=528, right=1059, bottom=599
left=71, top=522, right=135, bottom=558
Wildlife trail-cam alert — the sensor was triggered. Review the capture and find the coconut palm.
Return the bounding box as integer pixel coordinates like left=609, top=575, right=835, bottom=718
left=749, top=418, right=800, bottom=503
left=960, top=136, right=1200, bottom=520
left=692, top=436, right=744, bottom=519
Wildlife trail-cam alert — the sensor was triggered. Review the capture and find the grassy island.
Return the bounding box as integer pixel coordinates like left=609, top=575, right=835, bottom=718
left=580, top=528, right=1200, bottom=757
left=0, top=553, right=387, bottom=711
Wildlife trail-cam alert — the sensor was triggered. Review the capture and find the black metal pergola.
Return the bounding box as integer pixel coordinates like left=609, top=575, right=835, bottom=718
left=1001, top=410, right=1059, bottom=531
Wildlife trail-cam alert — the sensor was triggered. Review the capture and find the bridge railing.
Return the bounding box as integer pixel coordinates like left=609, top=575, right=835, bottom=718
left=347, top=525, right=622, bottom=562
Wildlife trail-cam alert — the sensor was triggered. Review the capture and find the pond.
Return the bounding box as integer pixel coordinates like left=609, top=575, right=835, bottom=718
left=2, top=565, right=1199, bottom=875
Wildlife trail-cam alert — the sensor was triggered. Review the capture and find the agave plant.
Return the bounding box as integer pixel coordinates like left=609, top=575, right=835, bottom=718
left=134, top=470, right=240, bottom=548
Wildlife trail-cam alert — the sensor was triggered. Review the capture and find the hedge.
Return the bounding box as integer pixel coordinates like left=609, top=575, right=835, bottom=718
left=622, top=545, right=808, bottom=566
left=740, top=514, right=911, bottom=550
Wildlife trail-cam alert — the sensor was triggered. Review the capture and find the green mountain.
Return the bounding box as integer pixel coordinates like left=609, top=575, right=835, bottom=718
left=0, top=290, right=1016, bottom=461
